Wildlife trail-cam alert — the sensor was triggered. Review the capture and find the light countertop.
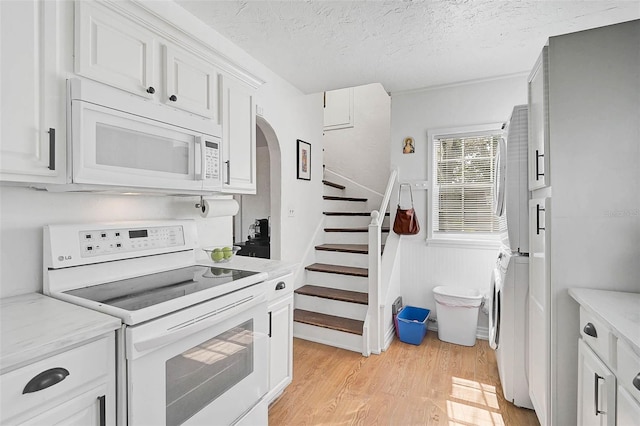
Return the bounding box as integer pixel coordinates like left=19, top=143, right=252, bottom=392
left=196, top=254, right=298, bottom=280
left=568, top=288, right=640, bottom=354
left=0, top=293, right=121, bottom=374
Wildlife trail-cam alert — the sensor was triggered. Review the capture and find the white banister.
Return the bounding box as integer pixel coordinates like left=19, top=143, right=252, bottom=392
left=365, top=168, right=397, bottom=355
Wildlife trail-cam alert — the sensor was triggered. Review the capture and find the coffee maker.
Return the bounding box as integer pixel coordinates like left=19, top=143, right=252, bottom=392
left=248, top=218, right=269, bottom=243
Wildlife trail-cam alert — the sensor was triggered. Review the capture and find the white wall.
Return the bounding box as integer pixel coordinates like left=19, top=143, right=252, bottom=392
left=390, top=75, right=528, bottom=330
left=323, top=83, right=391, bottom=193
left=0, top=0, right=324, bottom=297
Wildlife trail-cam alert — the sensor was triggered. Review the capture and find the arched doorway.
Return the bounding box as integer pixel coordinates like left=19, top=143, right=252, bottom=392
left=233, top=116, right=282, bottom=260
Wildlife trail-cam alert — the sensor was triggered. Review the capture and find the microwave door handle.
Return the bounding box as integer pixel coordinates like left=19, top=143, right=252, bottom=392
left=133, top=294, right=266, bottom=353
left=194, top=136, right=203, bottom=181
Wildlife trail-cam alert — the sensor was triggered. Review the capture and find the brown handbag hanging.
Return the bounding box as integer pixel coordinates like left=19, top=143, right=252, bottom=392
left=393, top=183, right=420, bottom=235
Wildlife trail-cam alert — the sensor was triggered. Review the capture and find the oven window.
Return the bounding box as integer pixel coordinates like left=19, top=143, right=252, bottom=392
left=165, top=319, right=254, bottom=426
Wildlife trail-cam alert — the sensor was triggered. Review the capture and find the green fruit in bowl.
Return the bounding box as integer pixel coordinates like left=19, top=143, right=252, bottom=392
left=211, top=249, right=224, bottom=262
left=223, top=246, right=234, bottom=259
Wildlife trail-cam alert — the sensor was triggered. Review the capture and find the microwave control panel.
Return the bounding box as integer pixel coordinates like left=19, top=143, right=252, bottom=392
left=78, top=225, right=185, bottom=258
left=204, top=140, right=220, bottom=180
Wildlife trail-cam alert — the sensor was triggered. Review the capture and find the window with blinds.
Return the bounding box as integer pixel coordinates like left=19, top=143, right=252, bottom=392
left=432, top=132, right=501, bottom=235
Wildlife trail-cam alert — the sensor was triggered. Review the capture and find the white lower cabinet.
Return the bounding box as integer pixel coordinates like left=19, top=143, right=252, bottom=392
left=618, top=385, right=640, bottom=426
left=0, top=334, right=116, bottom=426
left=577, top=339, right=616, bottom=426
left=266, top=274, right=294, bottom=404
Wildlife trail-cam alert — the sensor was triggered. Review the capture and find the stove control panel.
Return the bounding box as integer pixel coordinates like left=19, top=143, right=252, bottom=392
left=79, top=225, right=185, bottom=257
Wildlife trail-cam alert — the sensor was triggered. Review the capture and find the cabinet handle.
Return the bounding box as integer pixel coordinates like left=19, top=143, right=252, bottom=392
left=583, top=322, right=598, bottom=338
left=225, top=160, right=231, bottom=185
left=535, top=149, right=544, bottom=180
left=633, top=373, right=640, bottom=391
left=146, top=86, right=155, bottom=94
left=268, top=311, right=272, bottom=338
left=23, top=367, right=69, bottom=394
left=536, top=204, right=545, bottom=235
left=275, top=281, right=286, bottom=290
left=594, top=373, right=605, bottom=416
left=98, top=395, right=106, bottom=426
left=48, top=128, right=55, bottom=171
left=169, top=95, right=177, bottom=102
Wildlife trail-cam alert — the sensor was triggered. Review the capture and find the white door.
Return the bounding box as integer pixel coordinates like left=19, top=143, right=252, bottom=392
left=529, top=196, right=550, bottom=425
left=220, top=74, right=256, bottom=194
left=0, top=0, right=65, bottom=183
left=577, top=340, right=616, bottom=426
left=164, top=45, right=220, bottom=120
left=75, top=1, right=156, bottom=98
left=527, top=47, right=550, bottom=190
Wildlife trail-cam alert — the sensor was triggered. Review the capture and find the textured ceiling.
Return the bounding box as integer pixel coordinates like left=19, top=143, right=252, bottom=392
left=176, top=0, right=640, bottom=94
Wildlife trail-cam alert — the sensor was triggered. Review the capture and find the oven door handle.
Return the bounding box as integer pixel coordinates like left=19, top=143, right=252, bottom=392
left=133, top=294, right=266, bottom=353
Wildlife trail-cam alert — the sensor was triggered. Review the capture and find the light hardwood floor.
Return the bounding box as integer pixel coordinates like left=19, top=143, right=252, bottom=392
left=269, top=334, right=540, bottom=425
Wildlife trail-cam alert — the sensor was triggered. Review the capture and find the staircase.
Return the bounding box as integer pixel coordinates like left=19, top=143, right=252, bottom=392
left=293, top=178, right=390, bottom=353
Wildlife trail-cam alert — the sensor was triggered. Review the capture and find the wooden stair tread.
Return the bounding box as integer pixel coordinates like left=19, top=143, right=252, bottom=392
left=324, top=227, right=390, bottom=233
left=294, top=309, right=364, bottom=335
left=315, top=244, right=384, bottom=254
left=305, top=263, right=368, bottom=277
left=322, top=180, right=346, bottom=190
left=323, top=195, right=367, bottom=202
left=295, top=285, right=368, bottom=305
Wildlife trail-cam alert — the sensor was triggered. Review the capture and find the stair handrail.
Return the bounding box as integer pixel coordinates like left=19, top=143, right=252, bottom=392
left=371, top=168, right=398, bottom=226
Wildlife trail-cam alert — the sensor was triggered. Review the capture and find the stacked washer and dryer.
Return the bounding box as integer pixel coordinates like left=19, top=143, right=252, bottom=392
left=490, top=105, right=534, bottom=409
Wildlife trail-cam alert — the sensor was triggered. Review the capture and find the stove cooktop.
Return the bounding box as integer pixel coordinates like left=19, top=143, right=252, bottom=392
left=64, top=265, right=259, bottom=311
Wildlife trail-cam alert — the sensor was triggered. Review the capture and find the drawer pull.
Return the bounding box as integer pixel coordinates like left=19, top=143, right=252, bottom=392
left=633, top=373, right=640, bottom=391
left=98, top=395, right=106, bottom=426
left=583, top=322, right=598, bottom=338
left=22, top=367, right=69, bottom=394
left=275, top=281, right=286, bottom=290
left=594, top=373, right=605, bottom=416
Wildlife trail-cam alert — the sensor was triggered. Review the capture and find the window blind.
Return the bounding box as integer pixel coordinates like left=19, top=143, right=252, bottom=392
left=432, top=133, right=501, bottom=234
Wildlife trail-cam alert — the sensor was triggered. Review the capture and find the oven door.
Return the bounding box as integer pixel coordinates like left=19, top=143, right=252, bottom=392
left=126, top=285, right=268, bottom=426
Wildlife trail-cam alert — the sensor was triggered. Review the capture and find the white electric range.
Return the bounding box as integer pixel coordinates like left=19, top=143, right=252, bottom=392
left=43, top=220, right=269, bottom=426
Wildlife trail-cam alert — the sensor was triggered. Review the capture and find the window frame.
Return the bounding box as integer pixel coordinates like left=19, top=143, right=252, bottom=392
left=426, top=123, right=504, bottom=249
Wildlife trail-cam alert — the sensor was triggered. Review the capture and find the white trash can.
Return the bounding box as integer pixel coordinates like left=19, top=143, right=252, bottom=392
left=433, top=286, right=483, bottom=346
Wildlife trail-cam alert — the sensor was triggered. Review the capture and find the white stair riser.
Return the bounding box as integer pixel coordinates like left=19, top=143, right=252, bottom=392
left=322, top=185, right=345, bottom=197
left=324, top=215, right=372, bottom=228
left=323, top=232, right=388, bottom=245
left=293, top=322, right=363, bottom=353
left=315, top=250, right=369, bottom=268
left=323, top=200, right=368, bottom=213
left=306, top=271, right=368, bottom=293
left=294, top=294, right=367, bottom=321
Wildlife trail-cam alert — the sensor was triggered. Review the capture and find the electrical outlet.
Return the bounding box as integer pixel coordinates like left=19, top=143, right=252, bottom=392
left=288, top=208, right=295, bottom=217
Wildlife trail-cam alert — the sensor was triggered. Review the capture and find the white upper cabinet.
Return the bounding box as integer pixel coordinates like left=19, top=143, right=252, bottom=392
left=220, top=73, right=257, bottom=194
left=75, top=1, right=220, bottom=121
left=75, top=1, right=155, bottom=99
left=164, top=46, right=219, bottom=120
left=527, top=47, right=550, bottom=190
left=0, top=0, right=66, bottom=183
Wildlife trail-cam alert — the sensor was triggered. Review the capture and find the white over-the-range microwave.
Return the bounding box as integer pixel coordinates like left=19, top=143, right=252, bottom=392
left=65, top=78, right=222, bottom=194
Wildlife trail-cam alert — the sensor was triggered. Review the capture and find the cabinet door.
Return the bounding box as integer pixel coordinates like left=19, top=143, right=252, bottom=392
left=528, top=47, right=550, bottom=190
left=267, top=294, right=293, bottom=403
left=577, top=340, right=616, bottom=426
left=0, top=0, right=65, bottom=183
left=528, top=196, right=550, bottom=425
left=164, top=45, right=220, bottom=120
left=220, top=74, right=256, bottom=194
left=75, top=1, right=155, bottom=98
left=618, top=385, right=640, bottom=426
left=21, top=385, right=111, bottom=426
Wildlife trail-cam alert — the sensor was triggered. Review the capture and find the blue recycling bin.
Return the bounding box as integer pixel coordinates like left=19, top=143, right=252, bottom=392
left=396, top=306, right=430, bottom=345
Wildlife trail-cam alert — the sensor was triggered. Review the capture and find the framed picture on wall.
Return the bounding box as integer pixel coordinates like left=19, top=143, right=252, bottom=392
left=297, top=139, right=311, bottom=180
